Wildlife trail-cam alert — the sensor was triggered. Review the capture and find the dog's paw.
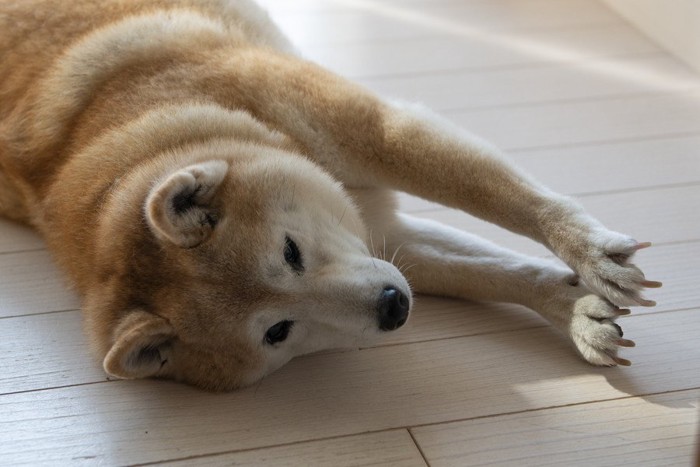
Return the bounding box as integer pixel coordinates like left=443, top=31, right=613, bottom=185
left=567, top=294, right=635, bottom=366
left=540, top=200, right=661, bottom=308
left=572, top=230, right=661, bottom=308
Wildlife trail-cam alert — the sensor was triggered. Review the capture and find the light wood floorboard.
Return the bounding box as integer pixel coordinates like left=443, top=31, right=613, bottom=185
left=359, top=55, right=699, bottom=111
left=1, top=0, right=699, bottom=465
left=264, top=0, right=623, bottom=47
left=411, top=389, right=700, bottom=467
left=304, top=25, right=660, bottom=79
left=159, top=430, right=428, bottom=467
left=0, top=218, right=43, bottom=253
left=0, top=250, right=80, bottom=318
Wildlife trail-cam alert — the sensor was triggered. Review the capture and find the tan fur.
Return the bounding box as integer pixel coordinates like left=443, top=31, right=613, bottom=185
left=1, top=0, right=658, bottom=390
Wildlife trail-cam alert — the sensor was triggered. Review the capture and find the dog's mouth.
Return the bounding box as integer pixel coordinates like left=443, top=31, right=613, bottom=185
left=377, top=286, right=411, bottom=331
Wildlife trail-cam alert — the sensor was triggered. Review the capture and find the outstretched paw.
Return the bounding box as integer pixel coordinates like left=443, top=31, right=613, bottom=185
left=568, top=294, right=635, bottom=366
left=574, top=232, right=661, bottom=308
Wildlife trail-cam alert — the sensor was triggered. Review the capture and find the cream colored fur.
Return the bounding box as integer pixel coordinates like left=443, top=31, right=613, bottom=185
left=0, top=0, right=660, bottom=390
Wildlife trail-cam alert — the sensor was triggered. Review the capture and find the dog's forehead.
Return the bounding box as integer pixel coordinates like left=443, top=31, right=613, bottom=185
left=217, top=159, right=361, bottom=244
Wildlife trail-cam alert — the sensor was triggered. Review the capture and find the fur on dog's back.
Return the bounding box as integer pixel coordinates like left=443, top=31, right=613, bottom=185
left=0, top=0, right=294, bottom=114
left=0, top=0, right=294, bottom=221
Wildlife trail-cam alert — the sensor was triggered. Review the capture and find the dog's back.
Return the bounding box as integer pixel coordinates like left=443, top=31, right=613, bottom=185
left=0, top=0, right=293, bottom=223
left=0, top=0, right=293, bottom=113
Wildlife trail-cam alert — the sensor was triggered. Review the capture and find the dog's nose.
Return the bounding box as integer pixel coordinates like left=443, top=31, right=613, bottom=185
left=378, top=286, right=410, bottom=331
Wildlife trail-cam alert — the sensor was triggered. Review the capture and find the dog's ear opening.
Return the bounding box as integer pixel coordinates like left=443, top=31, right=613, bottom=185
left=145, top=160, right=228, bottom=248
left=103, top=310, right=176, bottom=380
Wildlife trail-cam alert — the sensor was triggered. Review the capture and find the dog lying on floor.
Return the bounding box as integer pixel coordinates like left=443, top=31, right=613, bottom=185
left=0, top=0, right=660, bottom=390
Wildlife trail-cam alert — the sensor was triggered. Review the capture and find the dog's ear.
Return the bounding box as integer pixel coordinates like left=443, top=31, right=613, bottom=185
left=103, top=310, right=176, bottom=380
left=145, top=160, right=228, bottom=248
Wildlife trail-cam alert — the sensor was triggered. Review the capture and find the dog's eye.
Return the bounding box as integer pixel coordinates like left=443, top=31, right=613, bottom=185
left=265, top=320, right=294, bottom=345
left=283, top=236, right=303, bottom=271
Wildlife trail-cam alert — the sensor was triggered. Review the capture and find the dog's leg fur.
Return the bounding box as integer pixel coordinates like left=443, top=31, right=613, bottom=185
left=354, top=188, right=633, bottom=365
left=207, top=52, right=659, bottom=310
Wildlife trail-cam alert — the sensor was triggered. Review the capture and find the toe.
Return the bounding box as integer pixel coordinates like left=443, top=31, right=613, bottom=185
left=612, top=356, right=632, bottom=366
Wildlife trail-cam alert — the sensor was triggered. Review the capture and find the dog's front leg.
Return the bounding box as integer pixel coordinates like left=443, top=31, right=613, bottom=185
left=211, top=52, right=659, bottom=308
left=364, top=101, right=661, bottom=310
left=366, top=208, right=635, bottom=366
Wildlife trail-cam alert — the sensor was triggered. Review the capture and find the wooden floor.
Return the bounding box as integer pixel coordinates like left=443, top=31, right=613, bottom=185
left=2, top=0, right=699, bottom=465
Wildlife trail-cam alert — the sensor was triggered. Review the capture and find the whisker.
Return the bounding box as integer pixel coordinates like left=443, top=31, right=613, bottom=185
left=390, top=242, right=407, bottom=266
left=337, top=205, right=348, bottom=226
left=368, top=230, right=378, bottom=268
left=399, top=263, right=417, bottom=275
left=395, top=253, right=408, bottom=270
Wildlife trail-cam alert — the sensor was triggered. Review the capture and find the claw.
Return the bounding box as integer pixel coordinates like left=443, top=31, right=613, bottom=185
left=641, top=280, right=663, bottom=288
left=633, top=241, right=652, bottom=251
left=635, top=297, right=657, bottom=307
left=616, top=338, right=636, bottom=347
left=615, top=308, right=632, bottom=316
left=612, top=356, right=632, bottom=366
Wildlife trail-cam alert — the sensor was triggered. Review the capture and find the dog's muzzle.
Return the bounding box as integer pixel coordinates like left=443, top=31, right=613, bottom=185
left=377, top=286, right=410, bottom=331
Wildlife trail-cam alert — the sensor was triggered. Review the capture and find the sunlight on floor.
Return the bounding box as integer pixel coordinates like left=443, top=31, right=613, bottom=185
left=330, top=0, right=700, bottom=92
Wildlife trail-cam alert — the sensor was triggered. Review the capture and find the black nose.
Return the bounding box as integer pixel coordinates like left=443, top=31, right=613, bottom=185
left=377, top=287, right=410, bottom=331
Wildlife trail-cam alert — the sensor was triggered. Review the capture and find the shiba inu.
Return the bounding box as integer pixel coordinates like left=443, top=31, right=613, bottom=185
left=0, top=0, right=660, bottom=390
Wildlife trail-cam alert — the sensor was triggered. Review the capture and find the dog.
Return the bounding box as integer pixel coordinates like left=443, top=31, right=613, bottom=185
left=0, top=0, right=661, bottom=391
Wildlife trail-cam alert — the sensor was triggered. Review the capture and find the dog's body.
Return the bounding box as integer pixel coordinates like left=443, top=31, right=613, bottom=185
left=0, top=0, right=659, bottom=390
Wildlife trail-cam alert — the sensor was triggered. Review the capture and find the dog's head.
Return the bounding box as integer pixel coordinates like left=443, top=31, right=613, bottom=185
left=91, top=142, right=411, bottom=390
